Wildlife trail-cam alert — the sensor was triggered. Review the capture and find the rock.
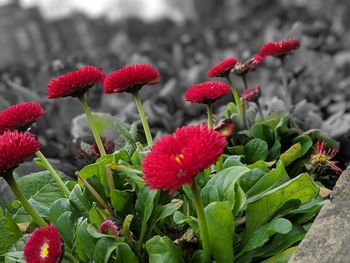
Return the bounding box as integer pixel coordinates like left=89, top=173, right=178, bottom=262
left=289, top=165, right=350, bottom=263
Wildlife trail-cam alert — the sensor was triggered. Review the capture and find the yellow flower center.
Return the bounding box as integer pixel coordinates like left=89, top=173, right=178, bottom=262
left=175, top=154, right=184, bottom=164
left=312, top=154, right=328, bottom=165
left=40, top=242, right=49, bottom=259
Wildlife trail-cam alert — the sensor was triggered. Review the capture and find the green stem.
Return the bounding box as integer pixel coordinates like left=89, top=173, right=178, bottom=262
left=191, top=183, right=210, bottom=263
left=4, top=174, right=47, bottom=227
left=226, top=77, right=242, bottom=117
left=206, top=103, right=213, bottom=129
left=242, top=74, right=248, bottom=90
left=79, top=94, right=107, bottom=156
left=255, top=100, right=264, bottom=120
left=64, top=252, right=80, bottom=263
left=216, top=155, right=223, bottom=173
left=36, top=151, right=70, bottom=198
left=132, top=91, right=153, bottom=147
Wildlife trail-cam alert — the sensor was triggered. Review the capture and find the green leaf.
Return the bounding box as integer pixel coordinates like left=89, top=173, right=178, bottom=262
left=245, top=138, right=269, bottom=163
left=14, top=171, right=66, bottom=222
left=49, top=198, right=73, bottom=226
left=256, top=223, right=305, bottom=258
left=69, top=184, right=91, bottom=218
left=267, top=141, right=281, bottom=161
left=222, top=155, right=244, bottom=169
left=89, top=207, right=104, bottom=227
left=0, top=208, right=22, bottom=254
left=279, top=143, right=303, bottom=166
left=114, top=118, right=136, bottom=145
left=244, top=174, right=319, bottom=242
left=206, top=166, right=250, bottom=213
left=250, top=123, right=274, bottom=147
left=158, top=200, right=183, bottom=221
left=54, top=211, right=76, bottom=248
left=115, top=242, right=138, bottom=263
left=292, top=134, right=313, bottom=157
left=146, top=235, right=184, bottom=263
left=205, top=202, right=234, bottom=263
left=76, top=219, right=95, bottom=261
left=201, top=185, right=220, bottom=207
left=93, top=238, right=136, bottom=263
left=173, top=211, right=199, bottom=235
left=110, top=189, right=133, bottom=213
left=246, top=161, right=289, bottom=198
left=238, top=218, right=292, bottom=256
left=261, top=246, right=298, bottom=263
left=239, top=168, right=266, bottom=192
left=135, top=186, right=158, bottom=238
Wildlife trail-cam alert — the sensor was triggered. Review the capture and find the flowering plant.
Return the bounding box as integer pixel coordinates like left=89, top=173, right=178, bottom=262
left=0, top=38, right=343, bottom=263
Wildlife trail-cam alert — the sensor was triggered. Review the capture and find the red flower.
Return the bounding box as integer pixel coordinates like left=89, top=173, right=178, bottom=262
left=0, top=131, right=40, bottom=174
left=103, top=64, right=160, bottom=94
left=185, top=81, right=231, bottom=104
left=310, top=140, right=342, bottom=173
left=208, top=58, right=238, bottom=78
left=24, top=225, right=63, bottom=263
left=0, top=102, right=45, bottom=134
left=241, top=85, right=261, bottom=102
left=233, top=54, right=264, bottom=75
left=259, top=39, right=300, bottom=57
left=142, top=125, right=226, bottom=194
left=99, top=220, right=119, bottom=236
left=47, top=65, right=104, bottom=99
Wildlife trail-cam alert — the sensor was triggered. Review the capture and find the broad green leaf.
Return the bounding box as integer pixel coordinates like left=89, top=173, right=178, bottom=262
left=245, top=138, right=269, bottom=163
left=279, top=143, right=303, bottom=166
left=250, top=123, right=274, bottom=147
left=261, top=246, right=298, bottom=263
left=93, top=237, right=117, bottom=262
left=110, top=189, right=133, bottom=213
left=246, top=161, right=288, bottom=197
left=135, top=187, right=158, bottom=240
left=201, top=185, right=220, bottom=207
left=206, top=166, right=250, bottom=212
left=114, top=118, right=137, bottom=145
left=76, top=219, right=95, bottom=261
left=267, top=141, right=281, bottom=161
left=3, top=234, right=28, bottom=263
left=158, top=200, right=183, bottom=221
left=173, top=211, right=199, bottom=235
left=205, top=202, right=234, bottom=263
left=0, top=208, right=22, bottom=254
left=115, top=242, right=138, bottom=263
left=244, top=174, right=319, bottom=242
left=146, top=235, right=184, bottom=263
left=238, top=218, right=292, bottom=257
left=256, top=224, right=305, bottom=258
left=49, top=198, right=73, bottom=226
left=14, top=171, right=66, bottom=222
left=69, top=184, right=91, bottom=218
left=292, top=134, right=313, bottom=157
left=222, top=155, right=244, bottom=169
left=89, top=207, right=104, bottom=227
left=239, top=168, right=266, bottom=192
left=54, top=211, right=76, bottom=248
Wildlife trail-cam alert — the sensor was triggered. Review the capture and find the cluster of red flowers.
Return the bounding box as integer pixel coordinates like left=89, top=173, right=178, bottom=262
left=259, top=39, right=300, bottom=58
left=142, top=125, right=226, bottom=194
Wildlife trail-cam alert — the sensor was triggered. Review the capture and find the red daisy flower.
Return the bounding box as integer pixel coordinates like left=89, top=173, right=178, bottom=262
left=241, top=85, right=261, bottom=102
left=233, top=54, right=264, bottom=75
left=309, top=140, right=342, bottom=173
left=24, top=225, right=63, bottom=263
left=47, top=65, right=104, bottom=99
left=142, top=125, right=226, bottom=194
left=208, top=57, right=238, bottom=78
left=0, top=102, right=45, bottom=134
left=0, top=131, right=40, bottom=174
left=185, top=81, right=231, bottom=104
left=99, top=220, right=119, bottom=236
left=259, top=39, right=300, bottom=57
left=103, top=64, right=160, bottom=94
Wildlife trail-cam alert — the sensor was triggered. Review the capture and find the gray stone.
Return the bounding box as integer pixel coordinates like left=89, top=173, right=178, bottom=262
left=289, top=166, right=350, bottom=263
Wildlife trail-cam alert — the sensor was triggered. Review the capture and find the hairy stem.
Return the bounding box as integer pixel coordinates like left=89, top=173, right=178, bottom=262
left=206, top=103, right=213, bottom=129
